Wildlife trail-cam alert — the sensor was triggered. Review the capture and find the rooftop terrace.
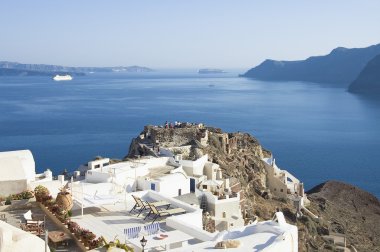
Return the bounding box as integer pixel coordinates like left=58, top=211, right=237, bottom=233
left=71, top=190, right=204, bottom=251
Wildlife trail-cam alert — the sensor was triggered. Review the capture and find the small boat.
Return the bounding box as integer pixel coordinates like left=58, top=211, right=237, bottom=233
left=53, top=74, right=73, bottom=81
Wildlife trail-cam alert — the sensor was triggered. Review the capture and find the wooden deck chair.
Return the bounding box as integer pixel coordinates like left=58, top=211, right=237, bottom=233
left=129, top=195, right=145, bottom=215
left=130, top=195, right=170, bottom=217
left=23, top=210, right=45, bottom=227
left=145, top=202, right=186, bottom=224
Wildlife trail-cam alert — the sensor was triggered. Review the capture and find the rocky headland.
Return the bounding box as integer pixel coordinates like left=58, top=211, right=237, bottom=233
left=127, top=124, right=380, bottom=251
left=348, top=54, right=380, bottom=93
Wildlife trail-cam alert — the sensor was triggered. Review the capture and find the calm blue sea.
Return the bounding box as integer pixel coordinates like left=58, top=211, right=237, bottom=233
left=0, top=71, right=379, bottom=198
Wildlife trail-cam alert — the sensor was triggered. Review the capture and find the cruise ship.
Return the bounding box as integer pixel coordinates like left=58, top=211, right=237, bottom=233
left=53, top=74, right=73, bottom=81
left=198, top=69, right=226, bottom=74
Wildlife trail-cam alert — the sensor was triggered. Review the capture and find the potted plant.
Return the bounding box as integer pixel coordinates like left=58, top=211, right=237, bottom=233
left=57, top=210, right=72, bottom=225
left=56, top=184, right=73, bottom=212
left=34, top=185, right=50, bottom=202
left=68, top=221, right=79, bottom=234
left=42, top=195, right=53, bottom=206
left=80, top=229, right=96, bottom=247
left=49, top=203, right=60, bottom=215
left=74, top=227, right=83, bottom=239
left=102, top=236, right=133, bottom=252
left=89, top=237, right=104, bottom=250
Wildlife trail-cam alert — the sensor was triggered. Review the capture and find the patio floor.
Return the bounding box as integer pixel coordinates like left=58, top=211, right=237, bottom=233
left=71, top=201, right=175, bottom=243
left=1, top=201, right=81, bottom=252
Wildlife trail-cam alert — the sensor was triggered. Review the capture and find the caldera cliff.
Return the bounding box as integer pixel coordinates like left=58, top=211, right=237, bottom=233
left=242, top=43, right=380, bottom=87
left=126, top=124, right=380, bottom=251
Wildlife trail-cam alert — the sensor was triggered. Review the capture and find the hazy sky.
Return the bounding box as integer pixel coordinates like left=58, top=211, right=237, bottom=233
left=1, top=1, right=380, bottom=69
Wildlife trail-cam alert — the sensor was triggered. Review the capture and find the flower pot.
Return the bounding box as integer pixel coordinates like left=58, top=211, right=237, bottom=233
left=56, top=192, right=73, bottom=212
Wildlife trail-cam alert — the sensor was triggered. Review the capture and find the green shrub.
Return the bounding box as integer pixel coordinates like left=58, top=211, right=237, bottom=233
left=11, top=190, right=34, bottom=200
left=209, top=135, right=222, bottom=150
left=5, top=196, right=12, bottom=205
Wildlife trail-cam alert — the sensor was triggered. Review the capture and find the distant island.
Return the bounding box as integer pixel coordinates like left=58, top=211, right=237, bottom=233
left=0, top=61, right=153, bottom=77
left=198, top=68, right=226, bottom=74
left=241, top=43, right=380, bottom=87
left=348, top=54, right=380, bottom=93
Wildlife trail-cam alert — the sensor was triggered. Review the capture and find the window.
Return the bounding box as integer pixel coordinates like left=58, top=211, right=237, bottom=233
left=103, top=162, right=110, bottom=167
left=178, top=189, right=182, bottom=196
left=280, top=189, right=284, bottom=192
left=95, top=164, right=100, bottom=168
left=203, top=185, right=208, bottom=189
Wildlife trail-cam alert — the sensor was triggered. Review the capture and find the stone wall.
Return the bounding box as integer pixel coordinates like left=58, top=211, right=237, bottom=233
left=145, top=126, right=207, bottom=147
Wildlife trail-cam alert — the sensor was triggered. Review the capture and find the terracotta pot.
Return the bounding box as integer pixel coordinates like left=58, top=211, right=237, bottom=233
left=56, top=193, right=73, bottom=211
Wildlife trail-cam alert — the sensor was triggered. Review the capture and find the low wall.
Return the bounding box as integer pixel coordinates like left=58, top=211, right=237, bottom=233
left=0, top=219, right=47, bottom=252
left=0, top=179, right=27, bottom=196
left=166, top=216, right=215, bottom=242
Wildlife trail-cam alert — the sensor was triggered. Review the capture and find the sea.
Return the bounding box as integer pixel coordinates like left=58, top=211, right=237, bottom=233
left=1, top=70, right=379, bottom=198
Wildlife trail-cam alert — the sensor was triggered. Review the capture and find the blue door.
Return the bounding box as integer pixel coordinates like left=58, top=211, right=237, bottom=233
left=151, top=183, right=156, bottom=191
left=190, top=178, right=196, bottom=193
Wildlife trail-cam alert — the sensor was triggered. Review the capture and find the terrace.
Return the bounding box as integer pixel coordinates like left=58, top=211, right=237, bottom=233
left=71, top=190, right=206, bottom=251
left=0, top=200, right=81, bottom=251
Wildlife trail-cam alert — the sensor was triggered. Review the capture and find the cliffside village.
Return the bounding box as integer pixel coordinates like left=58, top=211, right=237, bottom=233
left=0, top=123, right=321, bottom=251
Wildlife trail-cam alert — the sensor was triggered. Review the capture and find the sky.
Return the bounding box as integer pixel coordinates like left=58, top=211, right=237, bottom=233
left=1, top=1, right=380, bottom=69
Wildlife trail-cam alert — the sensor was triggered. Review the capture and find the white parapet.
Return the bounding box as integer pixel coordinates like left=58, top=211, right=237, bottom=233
left=0, top=220, right=49, bottom=252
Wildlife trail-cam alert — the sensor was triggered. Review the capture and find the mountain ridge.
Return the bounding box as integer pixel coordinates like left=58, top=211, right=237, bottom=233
left=241, top=43, right=380, bottom=87
left=0, top=61, right=153, bottom=76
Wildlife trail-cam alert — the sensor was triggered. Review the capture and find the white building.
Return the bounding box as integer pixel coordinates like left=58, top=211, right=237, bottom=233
left=171, top=212, right=298, bottom=252
left=0, top=150, right=36, bottom=196
left=262, top=157, right=305, bottom=199
left=0, top=220, right=49, bottom=252
left=0, top=150, right=51, bottom=196
left=138, top=172, right=190, bottom=198
left=83, top=157, right=190, bottom=197
left=0, top=149, right=65, bottom=198
left=175, top=154, right=245, bottom=231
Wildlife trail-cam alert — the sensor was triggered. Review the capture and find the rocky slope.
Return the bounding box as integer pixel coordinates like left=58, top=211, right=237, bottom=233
left=348, top=54, right=380, bottom=93
left=241, top=43, right=380, bottom=86
left=307, top=181, right=380, bottom=251
left=127, top=125, right=380, bottom=251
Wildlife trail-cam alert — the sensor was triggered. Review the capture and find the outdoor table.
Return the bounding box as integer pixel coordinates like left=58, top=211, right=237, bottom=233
left=128, top=229, right=193, bottom=251
left=48, top=231, right=72, bottom=248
